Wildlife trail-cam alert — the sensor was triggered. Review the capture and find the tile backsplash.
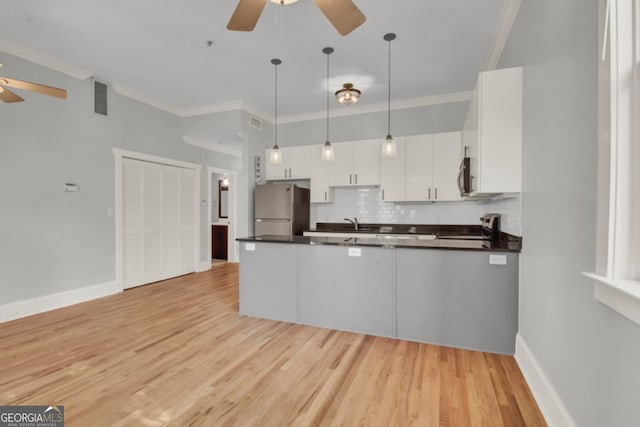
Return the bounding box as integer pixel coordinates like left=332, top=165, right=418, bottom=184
left=311, top=188, right=522, bottom=236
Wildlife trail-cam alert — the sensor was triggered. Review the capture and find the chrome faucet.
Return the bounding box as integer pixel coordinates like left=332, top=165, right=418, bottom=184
left=344, top=217, right=359, bottom=230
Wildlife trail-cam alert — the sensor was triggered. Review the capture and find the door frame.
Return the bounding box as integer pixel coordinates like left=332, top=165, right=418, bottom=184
left=113, top=148, right=201, bottom=291
left=207, top=166, right=238, bottom=263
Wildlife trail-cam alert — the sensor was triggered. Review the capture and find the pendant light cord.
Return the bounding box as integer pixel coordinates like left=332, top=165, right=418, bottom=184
left=387, top=38, right=392, bottom=137
left=326, top=52, right=330, bottom=142
left=274, top=61, right=278, bottom=147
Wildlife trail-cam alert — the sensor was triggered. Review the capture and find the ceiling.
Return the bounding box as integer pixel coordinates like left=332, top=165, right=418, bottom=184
left=0, top=0, right=505, bottom=119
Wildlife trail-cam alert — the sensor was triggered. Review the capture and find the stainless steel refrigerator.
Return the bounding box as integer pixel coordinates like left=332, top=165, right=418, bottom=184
left=254, top=184, right=310, bottom=236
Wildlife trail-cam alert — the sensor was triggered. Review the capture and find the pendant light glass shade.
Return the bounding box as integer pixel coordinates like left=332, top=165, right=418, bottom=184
left=222, top=175, right=230, bottom=187
left=322, top=141, right=335, bottom=162
left=269, top=58, right=283, bottom=165
left=382, top=33, right=397, bottom=158
left=321, top=47, right=335, bottom=162
left=382, top=135, right=397, bottom=157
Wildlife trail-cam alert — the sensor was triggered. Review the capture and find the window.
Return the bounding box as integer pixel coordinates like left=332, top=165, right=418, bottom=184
left=586, top=0, right=640, bottom=326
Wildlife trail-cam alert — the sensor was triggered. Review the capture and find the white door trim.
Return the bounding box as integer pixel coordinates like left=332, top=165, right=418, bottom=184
left=113, top=148, right=201, bottom=291
left=207, top=166, right=238, bottom=263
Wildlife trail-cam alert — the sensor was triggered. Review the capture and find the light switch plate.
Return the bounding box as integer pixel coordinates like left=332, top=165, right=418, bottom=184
left=245, top=243, right=256, bottom=251
left=489, top=254, right=507, bottom=265
left=348, top=247, right=361, bottom=257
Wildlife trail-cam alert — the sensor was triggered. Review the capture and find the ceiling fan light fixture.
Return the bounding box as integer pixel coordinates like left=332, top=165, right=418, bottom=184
left=335, top=83, right=361, bottom=105
left=270, top=0, right=299, bottom=4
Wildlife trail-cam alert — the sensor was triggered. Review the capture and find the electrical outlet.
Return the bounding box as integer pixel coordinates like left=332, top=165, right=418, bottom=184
left=348, top=247, right=361, bottom=257
left=489, top=254, right=507, bottom=265
left=245, top=243, right=256, bottom=251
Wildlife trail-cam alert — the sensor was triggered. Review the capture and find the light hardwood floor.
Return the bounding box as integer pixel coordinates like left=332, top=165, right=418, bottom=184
left=0, top=264, right=546, bottom=426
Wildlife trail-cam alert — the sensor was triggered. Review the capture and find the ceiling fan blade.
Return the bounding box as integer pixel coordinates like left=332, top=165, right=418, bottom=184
left=314, top=0, right=366, bottom=36
left=1, top=77, right=67, bottom=99
left=0, top=87, right=25, bottom=103
left=227, top=0, right=268, bottom=31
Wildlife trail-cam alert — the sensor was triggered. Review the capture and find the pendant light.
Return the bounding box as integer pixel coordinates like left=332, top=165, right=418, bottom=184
left=382, top=33, right=397, bottom=157
left=269, top=58, right=283, bottom=164
left=321, top=47, right=335, bottom=162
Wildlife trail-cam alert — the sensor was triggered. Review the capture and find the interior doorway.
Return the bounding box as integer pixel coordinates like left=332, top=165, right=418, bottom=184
left=207, top=166, right=237, bottom=265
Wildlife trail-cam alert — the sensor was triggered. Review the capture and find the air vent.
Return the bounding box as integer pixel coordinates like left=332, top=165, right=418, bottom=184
left=250, top=116, right=262, bottom=130
left=94, top=81, right=108, bottom=116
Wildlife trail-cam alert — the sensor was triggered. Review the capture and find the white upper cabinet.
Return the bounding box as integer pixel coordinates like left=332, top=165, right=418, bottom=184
left=380, top=137, right=406, bottom=202
left=265, top=145, right=312, bottom=181
left=404, top=132, right=462, bottom=202
left=463, top=67, right=522, bottom=196
left=310, top=144, right=333, bottom=203
left=405, top=134, right=433, bottom=201
left=431, top=132, right=463, bottom=201
left=329, top=139, right=381, bottom=187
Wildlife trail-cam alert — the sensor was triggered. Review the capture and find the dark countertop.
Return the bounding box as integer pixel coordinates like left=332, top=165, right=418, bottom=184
left=237, top=234, right=521, bottom=253
left=313, top=222, right=487, bottom=236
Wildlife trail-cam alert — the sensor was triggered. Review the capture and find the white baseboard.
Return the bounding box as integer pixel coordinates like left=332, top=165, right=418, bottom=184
left=0, top=281, right=120, bottom=323
left=515, top=334, right=577, bottom=427
left=196, top=261, right=211, bottom=272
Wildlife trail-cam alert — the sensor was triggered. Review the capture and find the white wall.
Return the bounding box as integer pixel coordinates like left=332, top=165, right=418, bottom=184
left=0, top=53, right=239, bottom=305
left=499, top=0, right=640, bottom=426
left=312, top=189, right=521, bottom=235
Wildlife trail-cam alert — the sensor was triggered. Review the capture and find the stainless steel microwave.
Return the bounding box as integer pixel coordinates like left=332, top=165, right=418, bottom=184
left=458, top=157, right=471, bottom=197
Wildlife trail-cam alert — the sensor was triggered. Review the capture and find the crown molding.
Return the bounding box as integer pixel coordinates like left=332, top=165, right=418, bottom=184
left=277, top=91, right=473, bottom=124
left=111, top=82, right=184, bottom=116
left=0, top=37, right=92, bottom=80
left=483, top=0, right=522, bottom=70
left=182, top=136, right=242, bottom=158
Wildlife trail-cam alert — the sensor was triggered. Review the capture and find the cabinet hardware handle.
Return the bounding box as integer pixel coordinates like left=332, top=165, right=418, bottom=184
left=289, top=168, right=292, bottom=177
left=355, top=174, right=358, bottom=184
left=382, top=189, right=385, bottom=200
left=435, top=188, right=438, bottom=200
left=324, top=191, right=327, bottom=201
left=350, top=174, right=352, bottom=184
left=284, top=169, right=287, bottom=178
left=428, top=188, right=431, bottom=200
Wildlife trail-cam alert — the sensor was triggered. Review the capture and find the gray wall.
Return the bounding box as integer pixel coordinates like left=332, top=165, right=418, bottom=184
left=499, top=1, right=640, bottom=426
left=279, top=101, right=468, bottom=146
left=0, top=53, right=238, bottom=304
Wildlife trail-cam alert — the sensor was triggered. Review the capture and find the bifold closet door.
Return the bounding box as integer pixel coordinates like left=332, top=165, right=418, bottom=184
left=123, top=158, right=196, bottom=289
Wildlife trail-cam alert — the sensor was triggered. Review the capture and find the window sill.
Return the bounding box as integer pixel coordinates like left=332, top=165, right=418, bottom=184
left=583, top=272, right=640, bottom=326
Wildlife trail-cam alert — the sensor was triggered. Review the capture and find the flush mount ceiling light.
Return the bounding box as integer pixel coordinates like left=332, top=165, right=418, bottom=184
left=270, top=0, right=298, bottom=3
left=268, top=58, right=283, bottom=165
left=335, top=83, right=361, bottom=105
left=382, top=33, right=397, bottom=157
left=321, top=47, right=335, bottom=162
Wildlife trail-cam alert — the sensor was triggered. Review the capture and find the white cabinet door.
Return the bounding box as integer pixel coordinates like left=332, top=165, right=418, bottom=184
left=432, top=132, right=462, bottom=201
left=310, top=144, right=333, bottom=203
left=464, top=67, right=522, bottom=195
left=380, top=137, right=405, bottom=202
left=287, top=145, right=312, bottom=179
left=353, top=139, right=381, bottom=186
left=405, top=134, right=433, bottom=201
left=265, top=146, right=312, bottom=180
left=329, top=142, right=354, bottom=186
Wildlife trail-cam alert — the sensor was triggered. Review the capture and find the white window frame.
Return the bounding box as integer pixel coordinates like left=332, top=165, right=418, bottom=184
left=585, top=0, right=640, bottom=326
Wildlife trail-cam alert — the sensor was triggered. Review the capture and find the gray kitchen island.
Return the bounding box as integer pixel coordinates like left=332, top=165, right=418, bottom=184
left=237, top=235, right=520, bottom=354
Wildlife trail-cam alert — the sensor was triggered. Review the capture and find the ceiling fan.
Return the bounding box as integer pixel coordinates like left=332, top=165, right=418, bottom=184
left=0, top=63, right=67, bottom=103
left=227, top=0, right=366, bottom=36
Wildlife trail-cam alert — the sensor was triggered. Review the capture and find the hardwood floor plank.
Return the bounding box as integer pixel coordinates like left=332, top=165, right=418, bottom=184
left=0, top=264, right=545, bottom=426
